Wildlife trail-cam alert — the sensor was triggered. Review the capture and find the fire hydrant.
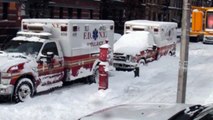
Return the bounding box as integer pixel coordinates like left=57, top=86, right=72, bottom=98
left=98, top=62, right=108, bottom=90
left=98, top=41, right=110, bottom=90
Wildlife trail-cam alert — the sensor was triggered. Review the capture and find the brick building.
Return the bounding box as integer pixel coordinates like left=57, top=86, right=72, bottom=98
left=0, top=0, right=100, bottom=45
left=0, top=0, right=212, bottom=45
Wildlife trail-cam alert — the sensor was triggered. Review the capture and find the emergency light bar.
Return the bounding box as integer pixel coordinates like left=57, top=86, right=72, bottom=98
left=17, top=31, right=52, bottom=39
left=22, top=23, right=52, bottom=33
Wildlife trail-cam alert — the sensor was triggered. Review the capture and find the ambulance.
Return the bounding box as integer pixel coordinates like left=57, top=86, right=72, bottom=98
left=0, top=19, right=114, bottom=102
left=113, top=20, right=177, bottom=70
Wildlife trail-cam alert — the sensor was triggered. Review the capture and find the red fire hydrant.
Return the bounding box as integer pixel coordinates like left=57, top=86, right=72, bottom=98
left=98, top=62, right=108, bottom=90
left=98, top=41, right=110, bottom=90
left=99, top=47, right=108, bottom=62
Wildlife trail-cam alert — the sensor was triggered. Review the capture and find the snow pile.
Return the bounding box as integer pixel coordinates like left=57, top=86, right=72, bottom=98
left=113, top=31, right=154, bottom=55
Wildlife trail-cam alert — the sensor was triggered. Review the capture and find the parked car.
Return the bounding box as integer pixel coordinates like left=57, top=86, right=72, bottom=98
left=78, top=103, right=213, bottom=120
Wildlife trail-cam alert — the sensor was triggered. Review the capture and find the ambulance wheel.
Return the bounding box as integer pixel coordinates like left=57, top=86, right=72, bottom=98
left=139, top=59, right=146, bottom=65
left=14, top=78, right=34, bottom=103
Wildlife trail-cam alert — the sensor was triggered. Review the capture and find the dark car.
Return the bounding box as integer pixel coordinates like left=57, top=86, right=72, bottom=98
left=78, top=103, right=213, bottom=120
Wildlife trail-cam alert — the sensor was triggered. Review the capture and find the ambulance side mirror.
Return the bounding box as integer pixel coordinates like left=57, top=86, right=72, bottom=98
left=153, top=45, right=157, bottom=51
left=46, top=52, right=54, bottom=64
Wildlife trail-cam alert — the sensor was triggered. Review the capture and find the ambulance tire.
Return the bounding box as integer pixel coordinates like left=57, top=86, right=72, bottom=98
left=139, top=59, right=146, bottom=65
left=13, top=78, right=34, bottom=103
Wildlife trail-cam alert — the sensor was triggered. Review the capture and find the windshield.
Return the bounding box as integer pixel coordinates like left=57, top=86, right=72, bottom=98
left=2, top=40, right=43, bottom=55
left=206, top=11, right=213, bottom=29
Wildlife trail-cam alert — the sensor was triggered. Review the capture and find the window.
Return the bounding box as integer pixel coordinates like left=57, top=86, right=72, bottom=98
left=90, top=10, right=93, bottom=19
left=68, top=8, right=73, bottom=19
left=59, top=7, right=63, bottom=18
left=77, top=9, right=81, bottom=19
left=50, top=6, right=54, bottom=18
left=42, top=42, right=58, bottom=56
left=2, top=2, right=9, bottom=19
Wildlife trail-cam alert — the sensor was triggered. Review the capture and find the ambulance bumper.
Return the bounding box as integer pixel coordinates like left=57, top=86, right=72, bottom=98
left=0, top=84, right=14, bottom=95
left=113, top=61, right=136, bottom=70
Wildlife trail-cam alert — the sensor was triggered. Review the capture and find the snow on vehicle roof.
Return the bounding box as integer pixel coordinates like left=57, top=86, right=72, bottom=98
left=22, top=19, right=114, bottom=24
left=125, top=20, right=177, bottom=27
left=12, top=36, right=46, bottom=42
left=17, top=31, right=52, bottom=36
left=27, top=23, right=45, bottom=27
left=193, top=9, right=199, bottom=12
left=114, top=31, right=154, bottom=55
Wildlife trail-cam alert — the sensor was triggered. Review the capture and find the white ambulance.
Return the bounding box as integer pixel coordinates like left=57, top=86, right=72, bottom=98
left=113, top=20, right=177, bottom=70
left=0, top=19, right=114, bottom=102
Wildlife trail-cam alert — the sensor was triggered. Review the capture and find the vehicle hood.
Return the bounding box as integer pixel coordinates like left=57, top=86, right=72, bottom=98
left=0, top=52, right=38, bottom=72
left=79, top=103, right=191, bottom=120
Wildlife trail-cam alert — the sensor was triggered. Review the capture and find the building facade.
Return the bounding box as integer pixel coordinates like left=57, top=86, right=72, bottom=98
left=0, top=0, right=100, bottom=45
left=0, top=0, right=212, bottom=45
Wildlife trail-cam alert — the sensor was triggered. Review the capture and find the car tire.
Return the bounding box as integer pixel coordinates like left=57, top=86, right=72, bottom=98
left=14, top=78, right=34, bottom=103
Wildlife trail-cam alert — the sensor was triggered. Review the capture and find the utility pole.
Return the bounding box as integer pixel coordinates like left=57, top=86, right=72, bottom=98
left=176, top=0, right=191, bottom=103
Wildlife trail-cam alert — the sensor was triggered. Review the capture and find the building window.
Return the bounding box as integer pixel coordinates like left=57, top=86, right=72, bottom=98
left=50, top=6, right=54, bottom=18
left=90, top=10, right=93, bottom=19
left=68, top=8, right=73, bottom=19
left=2, top=2, right=9, bottom=19
left=59, top=7, right=63, bottom=18
left=77, top=9, right=81, bottom=19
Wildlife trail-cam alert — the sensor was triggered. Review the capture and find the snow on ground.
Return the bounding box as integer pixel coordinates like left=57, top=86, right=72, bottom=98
left=1, top=42, right=213, bottom=120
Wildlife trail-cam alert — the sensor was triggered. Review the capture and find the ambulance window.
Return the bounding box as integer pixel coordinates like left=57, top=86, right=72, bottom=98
left=42, top=42, right=58, bottom=56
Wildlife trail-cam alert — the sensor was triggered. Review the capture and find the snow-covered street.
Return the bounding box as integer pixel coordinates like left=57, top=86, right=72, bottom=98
left=1, top=42, right=213, bottom=120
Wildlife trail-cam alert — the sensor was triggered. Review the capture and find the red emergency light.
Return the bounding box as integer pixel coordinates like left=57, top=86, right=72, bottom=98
left=61, top=26, right=67, bottom=32
left=154, top=28, right=159, bottom=32
left=23, top=24, right=28, bottom=30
